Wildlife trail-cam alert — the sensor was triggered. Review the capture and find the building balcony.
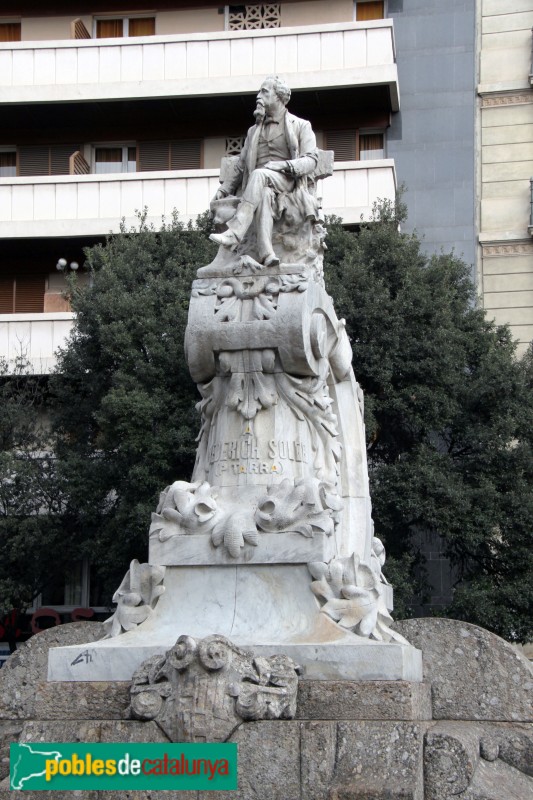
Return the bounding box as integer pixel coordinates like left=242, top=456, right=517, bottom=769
left=0, top=312, right=74, bottom=374
left=0, top=21, right=399, bottom=110
left=0, top=160, right=396, bottom=238
left=0, top=160, right=396, bottom=372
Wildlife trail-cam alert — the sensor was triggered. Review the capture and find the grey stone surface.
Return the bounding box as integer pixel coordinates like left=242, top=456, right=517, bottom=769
left=424, top=721, right=533, bottom=800
left=0, top=721, right=23, bottom=782
left=300, top=720, right=336, bottom=800
left=18, top=719, right=103, bottom=743
left=34, top=681, right=130, bottom=720
left=296, top=679, right=431, bottom=720
left=393, top=618, right=533, bottom=721
left=311, top=720, right=425, bottom=799
left=0, top=622, right=105, bottom=719
left=200, top=720, right=301, bottom=800
left=98, top=720, right=169, bottom=743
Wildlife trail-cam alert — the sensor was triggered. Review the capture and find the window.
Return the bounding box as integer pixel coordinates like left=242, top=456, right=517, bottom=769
left=226, top=4, right=280, bottom=30
left=324, top=130, right=385, bottom=161
left=36, top=559, right=106, bottom=611
left=18, top=144, right=81, bottom=177
left=0, top=149, right=16, bottom=177
left=0, top=276, right=46, bottom=314
left=94, top=145, right=137, bottom=174
left=0, top=21, right=21, bottom=41
left=95, top=16, right=155, bottom=38
left=360, top=132, right=385, bottom=160
left=325, top=130, right=357, bottom=162
left=138, top=140, right=202, bottom=171
left=356, top=1, right=385, bottom=21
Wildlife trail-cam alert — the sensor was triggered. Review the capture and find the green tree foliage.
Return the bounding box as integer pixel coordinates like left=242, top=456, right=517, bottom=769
left=0, top=358, right=71, bottom=643
left=3, top=202, right=531, bottom=643
left=51, top=213, right=216, bottom=595
left=324, top=199, right=533, bottom=641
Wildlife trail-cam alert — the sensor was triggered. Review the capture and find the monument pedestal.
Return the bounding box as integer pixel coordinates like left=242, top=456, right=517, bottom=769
left=48, top=565, right=422, bottom=682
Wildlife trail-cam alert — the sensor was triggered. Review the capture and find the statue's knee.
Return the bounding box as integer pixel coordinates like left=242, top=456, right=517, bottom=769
left=250, top=169, right=270, bottom=187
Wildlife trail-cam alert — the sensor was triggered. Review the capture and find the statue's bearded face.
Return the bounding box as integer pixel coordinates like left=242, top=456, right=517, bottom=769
left=255, top=81, right=278, bottom=119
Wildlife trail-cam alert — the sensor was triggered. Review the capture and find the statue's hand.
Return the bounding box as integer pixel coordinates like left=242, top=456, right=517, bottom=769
left=264, top=160, right=291, bottom=173
left=212, top=187, right=229, bottom=202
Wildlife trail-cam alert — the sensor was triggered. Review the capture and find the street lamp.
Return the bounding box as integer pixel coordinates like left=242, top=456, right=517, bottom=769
left=56, top=259, right=80, bottom=271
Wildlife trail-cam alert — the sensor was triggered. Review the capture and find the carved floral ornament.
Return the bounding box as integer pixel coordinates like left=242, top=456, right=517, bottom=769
left=309, top=545, right=408, bottom=644
left=149, top=475, right=342, bottom=558
left=102, top=560, right=165, bottom=638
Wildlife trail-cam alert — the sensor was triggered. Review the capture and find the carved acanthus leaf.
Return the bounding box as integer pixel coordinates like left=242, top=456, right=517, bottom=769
left=255, top=477, right=342, bottom=537
left=309, top=553, right=408, bottom=644
left=102, top=560, right=166, bottom=638
left=149, top=481, right=219, bottom=541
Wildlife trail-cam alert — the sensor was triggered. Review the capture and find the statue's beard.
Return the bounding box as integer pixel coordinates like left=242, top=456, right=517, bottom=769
left=254, top=102, right=265, bottom=123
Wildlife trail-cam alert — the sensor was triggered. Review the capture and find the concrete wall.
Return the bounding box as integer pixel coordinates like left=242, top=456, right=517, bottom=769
left=281, top=0, right=353, bottom=26
left=387, top=0, right=476, bottom=267
left=478, top=0, right=533, bottom=358
left=157, top=8, right=224, bottom=35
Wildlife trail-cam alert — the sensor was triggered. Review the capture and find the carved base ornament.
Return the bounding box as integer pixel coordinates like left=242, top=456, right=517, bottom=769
left=129, top=635, right=301, bottom=742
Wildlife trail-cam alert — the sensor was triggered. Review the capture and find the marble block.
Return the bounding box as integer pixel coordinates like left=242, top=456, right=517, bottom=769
left=48, top=565, right=422, bottom=682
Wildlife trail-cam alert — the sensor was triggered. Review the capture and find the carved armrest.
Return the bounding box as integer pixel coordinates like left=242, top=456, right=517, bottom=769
left=219, top=155, right=241, bottom=191
left=311, top=149, right=334, bottom=182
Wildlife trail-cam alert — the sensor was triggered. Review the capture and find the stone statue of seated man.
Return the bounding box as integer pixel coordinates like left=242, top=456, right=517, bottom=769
left=209, top=75, right=321, bottom=268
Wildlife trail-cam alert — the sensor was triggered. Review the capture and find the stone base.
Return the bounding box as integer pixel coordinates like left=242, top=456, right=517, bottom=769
left=1, top=621, right=532, bottom=799
left=47, top=564, right=421, bottom=682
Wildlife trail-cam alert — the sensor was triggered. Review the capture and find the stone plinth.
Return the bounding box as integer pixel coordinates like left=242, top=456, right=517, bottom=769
left=47, top=567, right=422, bottom=682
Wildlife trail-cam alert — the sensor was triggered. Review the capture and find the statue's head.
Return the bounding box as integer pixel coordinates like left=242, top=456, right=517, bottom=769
left=262, top=75, right=291, bottom=106
left=255, top=76, right=291, bottom=121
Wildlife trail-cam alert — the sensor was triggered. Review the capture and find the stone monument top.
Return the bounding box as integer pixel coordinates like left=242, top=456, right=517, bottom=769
left=48, top=78, right=422, bottom=686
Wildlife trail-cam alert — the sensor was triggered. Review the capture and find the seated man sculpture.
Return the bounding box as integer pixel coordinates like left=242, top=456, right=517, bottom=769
left=209, top=75, right=320, bottom=268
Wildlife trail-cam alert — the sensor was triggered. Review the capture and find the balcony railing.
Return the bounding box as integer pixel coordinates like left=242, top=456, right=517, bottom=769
left=0, top=160, right=396, bottom=237
left=0, top=312, right=74, bottom=375
left=0, top=21, right=398, bottom=109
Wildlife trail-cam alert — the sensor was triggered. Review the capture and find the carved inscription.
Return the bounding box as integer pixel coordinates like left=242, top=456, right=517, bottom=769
left=209, top=438, right=308, bottom=463
left=209, top=437, right=308, bottom=477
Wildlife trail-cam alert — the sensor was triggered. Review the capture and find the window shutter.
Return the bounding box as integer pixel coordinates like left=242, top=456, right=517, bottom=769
left=324, top=131, right=357, bottom=161
left=170, top=140, right=202, bottom=170
left=138, top=141, right=170, bottom=171
left=51, top=145, right=79, bottom=175
left=0, top=280, right=14, bottom=313
left=14, top=278, right=45, bottom=313
left=18, top=145, right=79, bottom=176
left=18, top=146, right=50, bottom=177
left=72, top=18, right=91, bottom=39
left=139, top=141, right=202, bottom=171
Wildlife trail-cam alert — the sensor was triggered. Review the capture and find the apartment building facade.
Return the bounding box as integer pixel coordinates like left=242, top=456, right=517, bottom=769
left=477, top=0, right=533, bottom=358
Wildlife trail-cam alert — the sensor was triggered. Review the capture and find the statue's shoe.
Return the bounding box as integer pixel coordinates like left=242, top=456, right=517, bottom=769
left=263, top=253, right=280, bottom=267
left=209, top=230, right=239, bottom=249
